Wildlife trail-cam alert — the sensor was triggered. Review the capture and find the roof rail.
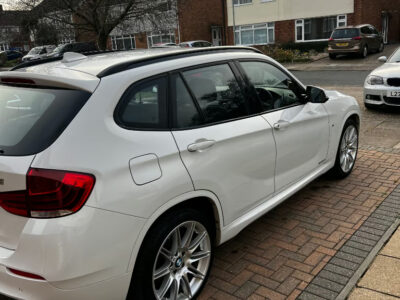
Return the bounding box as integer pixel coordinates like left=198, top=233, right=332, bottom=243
left=10, top=49, right=128, bottom=71
left=97, top=46, right=263, bottom=78
left=10, top=46, right=263, bottom=77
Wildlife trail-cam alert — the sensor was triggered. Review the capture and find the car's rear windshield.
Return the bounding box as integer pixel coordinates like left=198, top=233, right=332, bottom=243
left=331, top=28, right=359, bottom=39
left=0, top=84, right=91, bottom=156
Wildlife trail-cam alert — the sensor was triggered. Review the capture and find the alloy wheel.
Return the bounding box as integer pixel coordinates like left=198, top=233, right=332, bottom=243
left=339, top=125, right=358, bottom=173
left=152, top=221, right=212, bottom=300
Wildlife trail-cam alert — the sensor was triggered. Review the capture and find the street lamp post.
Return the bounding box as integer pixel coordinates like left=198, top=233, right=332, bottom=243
left=232, top=0, right=236, bottom=45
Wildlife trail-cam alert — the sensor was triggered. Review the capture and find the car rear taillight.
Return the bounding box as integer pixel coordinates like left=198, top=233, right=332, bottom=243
left=0, top=168, right=95, bottom=218
left=352, top=36, right=362, bottom=40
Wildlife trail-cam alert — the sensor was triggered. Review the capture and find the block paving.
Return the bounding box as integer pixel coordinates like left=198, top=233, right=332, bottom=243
left=200, top=148, right=400, bottom=300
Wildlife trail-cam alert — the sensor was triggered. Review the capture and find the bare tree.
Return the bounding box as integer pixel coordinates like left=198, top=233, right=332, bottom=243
left=15, top=0, right=177, bottom=49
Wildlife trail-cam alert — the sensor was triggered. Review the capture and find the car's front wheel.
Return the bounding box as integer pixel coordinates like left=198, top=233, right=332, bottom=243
left=378, top=42, right=384, bottom=53
left=129, top=208, right=214, bottom=300
left=329, top=119, right=359, bottom=179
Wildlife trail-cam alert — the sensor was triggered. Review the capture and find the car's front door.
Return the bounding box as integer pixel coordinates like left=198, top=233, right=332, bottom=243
left=238, top=61, right=330, bottom=192
left=171, top=63, right=276, bottom=225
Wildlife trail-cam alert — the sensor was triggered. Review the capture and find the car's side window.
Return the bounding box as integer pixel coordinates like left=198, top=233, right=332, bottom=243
left=182, top=64, right=249, bottom=124
left=116, top=76, right=168, bottom=129
left=239, top=61, right=304, bottom=112
left=171, top=74, right=203, bottom=128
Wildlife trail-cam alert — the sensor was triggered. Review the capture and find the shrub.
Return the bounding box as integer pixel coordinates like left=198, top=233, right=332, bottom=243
left=280, top=41, right=328, bottom=53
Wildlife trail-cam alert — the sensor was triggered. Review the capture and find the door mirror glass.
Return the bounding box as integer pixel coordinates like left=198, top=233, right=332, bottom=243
left=306, top=86, right=329, bottom=103
left=378, top=56, right=387, bottom=63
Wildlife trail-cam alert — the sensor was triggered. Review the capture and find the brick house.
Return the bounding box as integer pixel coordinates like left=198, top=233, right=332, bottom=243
left=108, top=0, right=228, bottom=50
left=227, top=0, right=400, bottom=46
left=0, top=5, right=30, bottom=51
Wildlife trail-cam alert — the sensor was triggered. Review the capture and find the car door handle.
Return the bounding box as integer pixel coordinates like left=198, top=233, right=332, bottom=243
left=188, top=139, right=216, bottom=152
left=273, top=121, right=291, bottom=130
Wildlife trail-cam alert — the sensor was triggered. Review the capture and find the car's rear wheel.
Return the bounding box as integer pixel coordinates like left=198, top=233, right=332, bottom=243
left=329, top=119, right=359, bottom=179
left=128, top=208, right=214, bottom=300
left=361, top=45, right=368, bottom=58
left=329, top=53, right=337, bottom=59
left=378, top=42, right=384, bottom=53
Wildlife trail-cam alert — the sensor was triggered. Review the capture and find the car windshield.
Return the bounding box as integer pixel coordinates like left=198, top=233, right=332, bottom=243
left=52, top=45, right=66, bottom=53
left=331, top=28, right=359, bottom=39
left=27, top=47, right=43, bottom=55
left=388, top=48, right=400, bottom=63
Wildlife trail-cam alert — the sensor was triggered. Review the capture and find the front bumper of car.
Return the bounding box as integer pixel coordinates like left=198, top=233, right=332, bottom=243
left=364, top=83, right=400, bottom=107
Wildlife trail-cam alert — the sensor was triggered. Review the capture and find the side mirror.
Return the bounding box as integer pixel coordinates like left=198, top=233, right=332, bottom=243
left=378, top=56, right=387, bottom=63
left=306, top=86, right=329, bottom=103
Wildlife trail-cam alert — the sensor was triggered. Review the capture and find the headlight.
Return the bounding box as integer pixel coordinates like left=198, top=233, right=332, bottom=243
left=366, top=75, right=384, bottom=85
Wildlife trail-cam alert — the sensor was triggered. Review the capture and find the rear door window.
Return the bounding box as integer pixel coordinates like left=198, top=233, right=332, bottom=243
left=0, top=84, right=91, bottom=156
left=182, top=64, right=249, bottom=124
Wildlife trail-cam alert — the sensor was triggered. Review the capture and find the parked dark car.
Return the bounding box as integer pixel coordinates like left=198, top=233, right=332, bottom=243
left=0, top=50, right=23, bottom=66
left=4, top=50, right=23, bottom=61
left=328, top=24, right=384, bottom=59
left=47, top=42, right=98, bottom=58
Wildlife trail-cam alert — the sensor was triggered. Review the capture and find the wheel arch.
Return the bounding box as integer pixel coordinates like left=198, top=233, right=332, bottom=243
left=127, top=190, right=224, bottom=273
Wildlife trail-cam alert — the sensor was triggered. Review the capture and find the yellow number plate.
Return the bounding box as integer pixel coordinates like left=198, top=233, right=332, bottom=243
left=336, top=43, right=349, bottom=47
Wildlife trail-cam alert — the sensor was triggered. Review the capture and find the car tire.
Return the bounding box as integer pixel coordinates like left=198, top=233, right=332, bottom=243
left=329, top=53, right=337, bottom=59
left=361, top=45, right=368, bottom=58
left=128, top=208, right=214, bottom=300
left=329, top=119, right=359, bottom=179
left=378, top=42, right=384, bottom=53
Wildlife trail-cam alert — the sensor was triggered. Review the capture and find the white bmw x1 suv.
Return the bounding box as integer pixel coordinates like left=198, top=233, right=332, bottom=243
left=0, top=47, right=360, bottom=300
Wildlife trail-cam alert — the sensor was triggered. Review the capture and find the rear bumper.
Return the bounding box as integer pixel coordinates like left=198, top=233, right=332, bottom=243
left=0, top=206, right=146, bottom=300
left=0, top=266, right=131, bottom=300
left=328, top=45, right=361, bottom=54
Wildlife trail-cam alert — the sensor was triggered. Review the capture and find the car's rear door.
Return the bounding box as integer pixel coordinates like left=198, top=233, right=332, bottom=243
left=237, top=60, right=330, bottom=192
left=171, top=62, right=276, bottom=225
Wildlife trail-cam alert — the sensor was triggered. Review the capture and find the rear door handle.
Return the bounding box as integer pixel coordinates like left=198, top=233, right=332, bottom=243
left=188, top=139, right=216, bottom=152
left=273, top=121, right=291, bottom=130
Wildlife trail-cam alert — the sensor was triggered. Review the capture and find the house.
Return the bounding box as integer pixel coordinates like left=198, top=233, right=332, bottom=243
left=227, top=0, right=400, bottom=46
left=0, top=5, right=30, bottom=51
left=108, top=0, right=228, bottom=50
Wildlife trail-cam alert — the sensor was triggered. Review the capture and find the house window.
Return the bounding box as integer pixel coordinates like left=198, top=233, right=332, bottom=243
left=233, top=0, right=252, bottom=6
left=111, top=35, right=136, bottom=50
left=235, top=23, right=274, bottom=45
left=295, top=14, right=347, bottom=42
left=0, top=44, right=9, bottom=51
left=147, top=31, right=176, bottom=48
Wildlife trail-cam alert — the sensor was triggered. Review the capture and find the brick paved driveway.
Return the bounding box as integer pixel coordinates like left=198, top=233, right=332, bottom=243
left=200, top=86, right=400, bottom=300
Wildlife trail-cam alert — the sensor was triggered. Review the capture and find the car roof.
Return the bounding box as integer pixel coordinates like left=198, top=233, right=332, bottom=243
left=336, top=24, right=370, bottom=30
left=12, top=46, right=261, bottom=78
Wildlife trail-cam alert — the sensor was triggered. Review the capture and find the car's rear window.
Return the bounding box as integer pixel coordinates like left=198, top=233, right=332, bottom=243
left=331, top=28, right=359, bottom=39
left=0, top=84, right=91, bottom=156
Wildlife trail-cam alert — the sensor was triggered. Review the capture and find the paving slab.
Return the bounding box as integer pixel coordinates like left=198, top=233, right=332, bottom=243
left=358, top=255, right=400, bottom=297
left=349, top=288, right=399, bottom=300
left=381, top=229, right=400, bottom=259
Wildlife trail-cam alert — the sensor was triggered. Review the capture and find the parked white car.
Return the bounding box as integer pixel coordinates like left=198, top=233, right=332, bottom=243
left=0, top=47, right=360, bottom=300
left=364, top=47, right=400, bottom=108
left=21, top=45, right=56, bottom=62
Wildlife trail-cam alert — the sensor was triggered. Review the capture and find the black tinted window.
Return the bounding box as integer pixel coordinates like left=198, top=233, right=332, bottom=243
left=0, top=85, right=91, bottom=156
left=361, top=26, right=371, bottom=34
left=172, top=74, right=202, bottom=128
left=240, top=61, right=303, bottom=111
left=182, top=64, right=249, bottom=124
left=332, top=28, right=359, bottom=39
left=116, top=77, right=168, bottom=129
